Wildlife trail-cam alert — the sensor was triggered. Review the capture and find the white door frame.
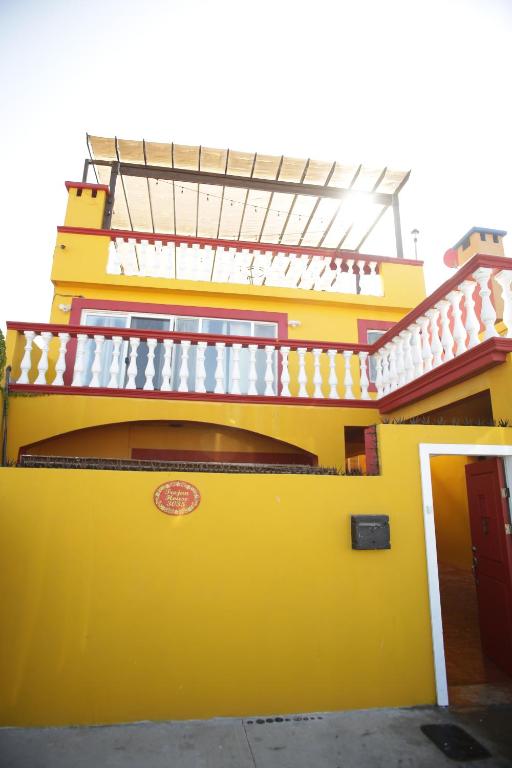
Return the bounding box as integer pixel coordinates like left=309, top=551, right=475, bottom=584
left=419, top=442, right=512, bottom=706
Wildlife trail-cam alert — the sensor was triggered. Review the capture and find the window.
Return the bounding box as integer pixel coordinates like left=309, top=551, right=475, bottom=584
left=81, top=309, right=278, bottom=394
left=366, top=329, right=386, bottom=383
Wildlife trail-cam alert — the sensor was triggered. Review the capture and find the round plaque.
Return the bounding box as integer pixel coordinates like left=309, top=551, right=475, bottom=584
left=154, top=480, right=201, bottom=516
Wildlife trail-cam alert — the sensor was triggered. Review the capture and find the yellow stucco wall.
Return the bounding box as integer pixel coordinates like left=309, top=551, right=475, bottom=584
left=1, top=424, right=511, bottom=726
left=431, top=455, right=475, bottom=572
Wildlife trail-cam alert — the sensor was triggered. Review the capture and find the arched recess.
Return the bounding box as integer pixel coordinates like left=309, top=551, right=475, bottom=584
left=21, top=419, right=318, bottom=466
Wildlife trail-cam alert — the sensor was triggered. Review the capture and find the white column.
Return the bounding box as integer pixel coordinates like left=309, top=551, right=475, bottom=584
left=107, top=241, right=122, bottom=274
left=312, top=348, right=323, bottom=398
left=369, top=261, right=384, bottom=296
left=437, top=299, right=454, bottom=362
left=494, top=269, right=512, bottom=338
left=18, top=330, right=36, bottom=384
left=297, top=347, right=308, bottom=397
left=89, top=334, right=105, bottom=387
left=35, top=332, right=52, bottom=385
left=386, top=342, right=398, bottom=391
left=374, top=350, right=384, bottom=397
left=280, top=346, right=291, bottom=397
left=410, top=322, right=423, bottom=379
left=380, top=348, right=390, bottom=395
left=419, top=315, right=433, bottom=372
left=248, top=345, right=258, bottom=395
left=160, top=339, right=174, bottom=391
left=177, top=340, right=190, bottom=393
left=125, top=337, right=140, bottom=389
left=400, top=330, right=414, bottom=383
left=52, top=332, right=70, bottom=386
left=359, top=351, right=370, bottom=399
left=72, top=334, right=88, bottom=387
left=214, top=342, right=226, bottom=394
left=474, top=267, right=498, bottom=339
left=395, top=337, right=406, bottom=387
left=327, top=349, right=339, bottom=399
left=447, top=289, right=467, bottom=355
left=342, top=350, right=354, bottom=399
left=230, top=343, right=242, bottom=395
left=459, top=280, right=480, bottom=348
left=426, top=308, right=443, bottom=367
left=107, top=336, right=123, bottom=389
left=357, top=260, right=369, bottom=294
left=194, top=341, right=207, bottom=393
left=264, top=345, right=275, bottom=396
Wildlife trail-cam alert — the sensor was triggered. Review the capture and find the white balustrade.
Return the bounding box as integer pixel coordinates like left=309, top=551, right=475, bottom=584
left=53, top=332, right=70, bottom=386
left=214, top=343, right=226, bottom=394
left=395, top=337, right=406, bottom=387
left=297, top=347, right=308, bottom=397
left=18, top=330, right=36, bottom=384
left=125, top=337, right=140, bottom=389
left=418, top=315, right=433, bottom=372
left=280, top=346, right=291, bottom=397
left=194, top=342, right=207, bottom=393
left=447, top=289, right=467, bottom=355
left=264, top=345, right=275, bottom=396
left=107, top=336, right=123, bottom=389
left=312, top=348, right=323, bottom=398
left=161, top=339, right=174, bottom=391
left=474, top=267, right=498, bottom=339
left=437, top=300, right=454, bottom=362
left=230, top=343, right=242, bottom=395
left=495, top=270, right=512, bottom=338
left=400, top=330, right=414, bottom=383
left=34, top=332, right=52, bottom=385
left=410, top=323, right=423, bottom=379
left=177, top=340, right=190, bottom=393
left=143, top=338, right=158, bottom=391
left=327, top=349, right=339, bottom=399
left=343, top=350, right=354, bottom=399
left=459, top=280, right=480, bottom=348
left=72, top=334, right=88, bottom=387
left=248, top=345, right=258, bottom=395
left=426, top=308, right=443, bottom=368
left=359, top=351, right=370, bottom=399
left=90, top=335, right=105, bottom=387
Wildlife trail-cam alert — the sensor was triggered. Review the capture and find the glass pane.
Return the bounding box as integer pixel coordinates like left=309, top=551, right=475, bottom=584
left=130, top=317, right=169, bottom=389
left=82, top=314, right=129, bottom=387
left=227, top=320, right=251, bottom=336
left=174, top=318, right=200, bottom=390
left=367, top=330, right=386, bottom=382
left=254, top=322, right=277, bottom=339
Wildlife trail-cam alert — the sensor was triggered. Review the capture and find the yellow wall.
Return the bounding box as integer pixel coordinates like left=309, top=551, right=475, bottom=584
left=63, top=186, right=108, bottom=229
left=431, top=456, right=474, bottom=572
left=23, top=420, right=316, bottom=462
left=2, top=424, right=511, bottom=726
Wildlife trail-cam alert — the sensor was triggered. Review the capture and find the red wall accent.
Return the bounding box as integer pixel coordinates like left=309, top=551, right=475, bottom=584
left=132, top=448, right=317, bottom=466
left=364, top=425, right=380, bottom=475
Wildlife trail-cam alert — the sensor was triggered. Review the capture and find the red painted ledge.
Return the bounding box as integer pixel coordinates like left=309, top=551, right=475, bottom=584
left=65, top=181, right=110, bottom=194
left=56, top=225, right=423, bottom=266
left=378, top=337, right=512, bottom=414
left=8, top=384, right=378, bottom=409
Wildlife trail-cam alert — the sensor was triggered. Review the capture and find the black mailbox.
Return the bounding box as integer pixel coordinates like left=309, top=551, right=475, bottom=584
left=351, top=515, right=390, bottom=550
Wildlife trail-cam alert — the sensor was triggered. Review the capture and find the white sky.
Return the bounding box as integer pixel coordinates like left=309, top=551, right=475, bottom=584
left=1, top=0, right=511, bottom=330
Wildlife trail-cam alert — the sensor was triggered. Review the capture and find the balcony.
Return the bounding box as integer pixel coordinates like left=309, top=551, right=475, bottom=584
left=7, top=253, right=512, bottom=412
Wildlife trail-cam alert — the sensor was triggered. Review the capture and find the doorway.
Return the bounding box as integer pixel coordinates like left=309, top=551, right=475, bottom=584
left=419, top=444, right=512, bottom=706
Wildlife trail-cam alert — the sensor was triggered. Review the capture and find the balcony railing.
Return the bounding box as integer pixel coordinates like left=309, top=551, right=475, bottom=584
left=7, top=322, right=373, bottom=404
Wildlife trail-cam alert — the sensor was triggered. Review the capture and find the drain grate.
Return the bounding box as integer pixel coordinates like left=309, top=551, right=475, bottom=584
left=246, top=715, right=323, bottom=725
left=421, top=724, right=491, bottom=761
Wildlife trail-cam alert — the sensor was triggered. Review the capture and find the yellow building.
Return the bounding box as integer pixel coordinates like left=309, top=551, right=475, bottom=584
left=2, top=136, right=512, bottom=726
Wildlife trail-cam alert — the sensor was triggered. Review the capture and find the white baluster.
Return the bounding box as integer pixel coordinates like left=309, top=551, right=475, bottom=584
left=89, top=334, right=105, bottom=387
left=474, top=267, right=498, bottom=339
left=374, top=350, right=384, bottom=397
left=194, top=341, right=207, bottom=393
left=395, top=337, right=406, bottom=386
left=400, top=330, right=414, bottom=383
left=437, top=300, right=454, bottom=362
left=230, top=343, right=242, bottom=395
left=107, top=241, right=122, bottom=274
left=214, top=343, right=226, bottom=394
left=177, top=340, right=190, bottom=392
left=369, top=261, right=384, bottom=297
left=357, top=260, right=369, bottom=294
left=419, top=315, right=433, bottom=372
left=459, top=280, right=480, bottom=348
left=327, top=349, right=339, bottom=399
left=125, top=337, right=140, bottom=389
left=494, top=270, right=512, bottom=338
left=343, top=350, right=354, bottom=399
left=52, top=332, right=70, bottom=385
left=312, top=348, right=323, bottom=398
left=426, top=308, right=443, bottom=367
left=264, top=345, right=275, bottom=396
left=107, top=336, right=123, bottom=388
left=359, top=351, right=370, bottom=399
left=297, top=347, right=308, bottom=397
left=18, top=330, right=36, bottom=384
left=410, top=323, right=423, bottom=379
left=447, top=289, right=467, bottom=355
left=387, top=342, right=398, bottom=391
left=161, top=339, right=174, bottom=391
left=248, top=345, right=258, bottom=395
left=280, top=346, right=291, bottom=397
left=72, top=334, right=88, bottom=387
left=35, top=332, right=52, bottom=385
left=380, top=348, right=390, bottom=395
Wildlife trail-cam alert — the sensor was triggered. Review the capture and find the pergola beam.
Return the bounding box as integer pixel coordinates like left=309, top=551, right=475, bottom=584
left=90, top=159, right=393, bottom=205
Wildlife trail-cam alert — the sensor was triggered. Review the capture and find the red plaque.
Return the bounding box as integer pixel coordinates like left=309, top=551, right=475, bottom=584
left=154, top=480, right=201, bottom=516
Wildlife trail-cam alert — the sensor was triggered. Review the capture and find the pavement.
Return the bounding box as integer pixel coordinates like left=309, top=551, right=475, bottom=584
left=1, top=705, right=511, bottom=767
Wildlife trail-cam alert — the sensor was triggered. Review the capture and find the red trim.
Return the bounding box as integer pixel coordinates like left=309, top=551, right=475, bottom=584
left=364, top=425, right=379, bottom=475
left=378, top=337, right=512, bottom=413
left=132, top=448, right=317, bottom=466
left=56, top=225, right=423, bottom=266
left=8, top=384, right=378, bottom=409
left=69, top=297, right=289, bottom=338
left=374, top=253, right=511, bottom=351
left=357, top=319, right=396, bottom=392
left=65, top=182, right=110, bottom=194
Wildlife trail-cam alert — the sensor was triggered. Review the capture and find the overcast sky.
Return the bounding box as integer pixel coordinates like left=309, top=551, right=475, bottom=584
left=1, top=0, right=511, bottom=329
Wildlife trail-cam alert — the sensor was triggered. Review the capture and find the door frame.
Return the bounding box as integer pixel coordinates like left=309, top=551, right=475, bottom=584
left=419, top=442, right=512, bottom=706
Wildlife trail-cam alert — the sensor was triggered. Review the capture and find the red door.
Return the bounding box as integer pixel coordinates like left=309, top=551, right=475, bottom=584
left=465, top=458, right=512, bottom=676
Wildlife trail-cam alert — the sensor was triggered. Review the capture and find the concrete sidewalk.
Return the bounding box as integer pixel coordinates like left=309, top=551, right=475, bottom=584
left=1, top=706, right=511, bottom=768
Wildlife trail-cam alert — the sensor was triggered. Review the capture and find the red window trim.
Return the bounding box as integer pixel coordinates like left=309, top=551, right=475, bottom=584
left=70, top=298, right=288, bottom=337
left=357, top=319, right=396, bottom=392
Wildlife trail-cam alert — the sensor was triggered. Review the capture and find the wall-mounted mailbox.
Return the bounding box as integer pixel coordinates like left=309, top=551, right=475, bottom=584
left=351, top=515, right=390, bottom=550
